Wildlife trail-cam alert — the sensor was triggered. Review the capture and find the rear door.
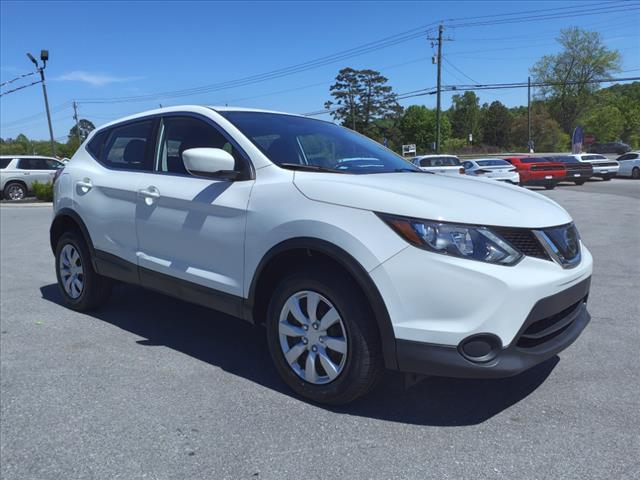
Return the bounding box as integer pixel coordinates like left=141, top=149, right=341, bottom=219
left=134, top=114, right=254, bottom=301
left=16, top=158, right=56, bottom=187
left=73, top=119, right=157, bottom=268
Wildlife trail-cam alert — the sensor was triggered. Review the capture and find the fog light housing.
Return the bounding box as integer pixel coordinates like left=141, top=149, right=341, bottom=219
left=459, top=334, right=502, bottom=363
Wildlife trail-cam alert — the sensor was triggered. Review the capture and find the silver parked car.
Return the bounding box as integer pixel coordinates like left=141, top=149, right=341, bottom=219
left=0, top=156, right=65, bottom=200
left=616, top=151, right=640, bottom=179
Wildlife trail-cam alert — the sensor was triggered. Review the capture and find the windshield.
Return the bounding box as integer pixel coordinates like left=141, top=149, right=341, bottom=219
left=477, top=159, right=510, bottom=167
left=219, top=111, right=420, bottom=174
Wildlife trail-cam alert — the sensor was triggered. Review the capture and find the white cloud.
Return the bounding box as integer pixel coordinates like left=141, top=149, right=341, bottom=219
left=55, top=70, right=143, bottom=87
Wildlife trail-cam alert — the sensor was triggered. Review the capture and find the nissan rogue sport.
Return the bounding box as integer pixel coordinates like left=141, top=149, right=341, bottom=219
left=50, top=106, right=593, bottom=404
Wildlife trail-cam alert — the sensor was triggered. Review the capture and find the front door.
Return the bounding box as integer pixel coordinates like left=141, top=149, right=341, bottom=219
left=134, top=115, right=254, bottom=302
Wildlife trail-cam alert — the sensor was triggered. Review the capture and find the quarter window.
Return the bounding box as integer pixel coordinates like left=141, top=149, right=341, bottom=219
left=0, top=158, right=11, bottom=169
left=101, top=120, right=154, bottom=171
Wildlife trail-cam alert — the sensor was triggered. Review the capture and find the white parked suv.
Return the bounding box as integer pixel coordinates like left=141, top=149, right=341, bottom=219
left=411, top=154, right=463, bottom=176
left=570, top=153, right=619, bottom=180
left=1, top=155, right=65, bottom=200
left=50, top=106, right=593, bottom=404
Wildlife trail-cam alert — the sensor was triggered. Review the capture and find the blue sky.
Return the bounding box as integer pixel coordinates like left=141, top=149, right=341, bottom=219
left=1, top=0, right=639, bottom=140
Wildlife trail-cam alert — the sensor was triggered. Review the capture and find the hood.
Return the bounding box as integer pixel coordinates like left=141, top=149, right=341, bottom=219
left=293, top=172, right=572, bottom=229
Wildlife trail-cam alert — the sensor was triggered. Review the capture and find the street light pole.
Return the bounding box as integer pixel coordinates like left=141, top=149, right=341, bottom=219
left=27, top=50, right=56, bottom=156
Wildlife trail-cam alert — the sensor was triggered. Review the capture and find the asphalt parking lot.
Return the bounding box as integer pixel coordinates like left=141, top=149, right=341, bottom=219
left=1, top=179, right=639, bottom=480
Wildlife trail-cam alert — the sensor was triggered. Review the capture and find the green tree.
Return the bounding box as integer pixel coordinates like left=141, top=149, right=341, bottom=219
left=511, top=108, right=569, bottom=152
left=449, top=91, right=482, bottom=142
left=325, top=68, right=401, bottom=135
left=399, top=105, right=451, bottom=153
left=581, top=105, right=625, bottom=143
left=69, top=119, right=95, bottom=142
left=531, top=27, right=621, bottom=133
left=480, top=101, right=511, bottom=148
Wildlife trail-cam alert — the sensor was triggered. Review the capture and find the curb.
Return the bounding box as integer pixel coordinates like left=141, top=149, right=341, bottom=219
left=0, top=202, right=53, bottom=208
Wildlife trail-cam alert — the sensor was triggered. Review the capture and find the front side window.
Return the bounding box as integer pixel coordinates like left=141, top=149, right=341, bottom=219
left=156, top=116, right=248, bottom=176
left=101, top=120, right=154, bottom=171
left=219, top=111, right=419, bottom=174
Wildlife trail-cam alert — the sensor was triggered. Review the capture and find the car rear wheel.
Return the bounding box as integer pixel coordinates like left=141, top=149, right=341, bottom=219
left=266, top=267, right=383, bottom=405
left=55, top=231, right=112, bottom=311
left=602, top=175, right=612, bottom=181
left=3, top=182, right=26, bottom=201
left=574, top=180, right=586, bottom=186
left=544, top=182, right=556, bottom=190
left=632, top=167, right=640, bottom=179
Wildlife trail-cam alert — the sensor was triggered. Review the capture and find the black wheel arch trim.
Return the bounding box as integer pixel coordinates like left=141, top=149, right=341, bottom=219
left=246, top=237, right=398, bottom=369
left=50, top=209, right=98, bottom=269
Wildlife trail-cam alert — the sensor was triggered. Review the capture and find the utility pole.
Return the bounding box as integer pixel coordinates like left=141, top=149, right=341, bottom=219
left=527, top=76, right=532, bottom=153
left=428, top=25, right=451, bottom=153
left=27, top=50, right=55, bottom=156
left=436, top=24, right=443, bottom=153
left=73, top=101, right=81, bottom=143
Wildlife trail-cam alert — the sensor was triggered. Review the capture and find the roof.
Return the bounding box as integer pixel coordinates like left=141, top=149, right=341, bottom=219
left=95, top=105, right=304, bottom=130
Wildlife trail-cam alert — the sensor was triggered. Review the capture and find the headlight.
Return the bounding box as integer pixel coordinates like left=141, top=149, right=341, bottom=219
left=377, top=213, right=523, bottom=266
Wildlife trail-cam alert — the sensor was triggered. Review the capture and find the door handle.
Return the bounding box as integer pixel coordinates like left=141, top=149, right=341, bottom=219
left=76, top=179, right=92, bottom=192
left=138, top=186, right=160, bottom=204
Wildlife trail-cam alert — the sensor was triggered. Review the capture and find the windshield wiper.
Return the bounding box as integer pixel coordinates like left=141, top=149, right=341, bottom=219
left=279, top=163, right=345, bottom=173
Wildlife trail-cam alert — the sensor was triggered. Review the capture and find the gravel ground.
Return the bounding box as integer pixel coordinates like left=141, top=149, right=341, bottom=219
left=1, top=179, right=639, bottom=480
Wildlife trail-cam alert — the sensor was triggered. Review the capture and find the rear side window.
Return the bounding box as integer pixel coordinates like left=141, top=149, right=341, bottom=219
left=17, top=158, right=55, bottom=170
left=0, top=158, right=11, bottom=169
left=87, top=130, right=109, bottom=160
left=101, top=121, right=154, bottom=171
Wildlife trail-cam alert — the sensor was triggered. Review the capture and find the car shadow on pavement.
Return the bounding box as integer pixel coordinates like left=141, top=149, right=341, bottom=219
left=40, top=282, right=557, bottom=427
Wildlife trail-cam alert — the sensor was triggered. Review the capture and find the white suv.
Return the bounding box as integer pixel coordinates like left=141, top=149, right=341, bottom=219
left=1, top=155, right=65, bottom=200
left=50, top=106, right=593, bottom=404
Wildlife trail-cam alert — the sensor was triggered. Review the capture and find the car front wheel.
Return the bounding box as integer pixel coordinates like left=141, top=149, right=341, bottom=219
left=55, top=231, right=112, bottom=311
left=266, top=267, right=383, bottom=404
left=632, top=167, right=640, bottom=179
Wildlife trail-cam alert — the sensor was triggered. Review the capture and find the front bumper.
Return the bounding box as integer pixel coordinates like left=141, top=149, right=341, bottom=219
left=395, top=277, right=591, bottom=378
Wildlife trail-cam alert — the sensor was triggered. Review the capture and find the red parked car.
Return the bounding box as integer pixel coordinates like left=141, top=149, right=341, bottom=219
left=503, top=156, right=567, bottom=190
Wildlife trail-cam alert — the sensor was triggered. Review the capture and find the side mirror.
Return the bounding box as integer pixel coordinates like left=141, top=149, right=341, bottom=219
left=182, top=147, right=239, bottom=180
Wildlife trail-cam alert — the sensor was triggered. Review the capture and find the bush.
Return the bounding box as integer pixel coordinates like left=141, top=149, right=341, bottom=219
left=32, top=181, right=54, bottom=202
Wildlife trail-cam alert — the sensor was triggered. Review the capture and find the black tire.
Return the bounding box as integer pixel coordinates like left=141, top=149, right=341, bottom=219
left=602, top=175, right=612, bottom=181
left=266, top=267, right=383, bottom=405
left=3, top=181, right=27, bottom=201
left=55, top=230, right=112, bottom=311
left=544, top=182, right=556, bottom=190
left=632, top=167, right=640, bottom=180
left=574, top=180, right=586, bottom=186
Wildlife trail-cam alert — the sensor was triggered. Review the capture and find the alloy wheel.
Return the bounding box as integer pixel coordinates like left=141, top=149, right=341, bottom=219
left=59, top=244, right=84, bottom=299
left=7, top=184, right=25, bottom=200
left=278, top=290, right=348, bottom=385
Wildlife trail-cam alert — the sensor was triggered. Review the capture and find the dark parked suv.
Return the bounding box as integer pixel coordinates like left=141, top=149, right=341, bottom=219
left=588, top=142, right=631, bottom=155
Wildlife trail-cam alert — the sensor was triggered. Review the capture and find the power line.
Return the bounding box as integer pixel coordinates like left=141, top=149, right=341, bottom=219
left=0, top=71, right=35, bottom=88
left=0, top=79, right=43, bottom=97
left=443, top=57, right=479, bottom=84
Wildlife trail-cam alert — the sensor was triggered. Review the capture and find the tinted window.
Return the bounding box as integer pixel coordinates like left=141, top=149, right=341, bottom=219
left=549, top=156, right=578, bottom=163
left=583, top=155, right=607, bottom=161
left=220, top=111, right=419, bottom=174
left=419, top=156, right=460, bottom=167
left=0, top=158, right=11, bottom=169
left=17, top=158, right=57, bottom=170
left=156, top=116, right=248, bottom=176
left=87, top=129, right=109, bottom=160
left=462, top=161, right=473, bottom=169
left=476, top=159, right=510, bottom=166
left=101, top=121, right=154, bottom=170
left=519, top=157, right=548, bottom=164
